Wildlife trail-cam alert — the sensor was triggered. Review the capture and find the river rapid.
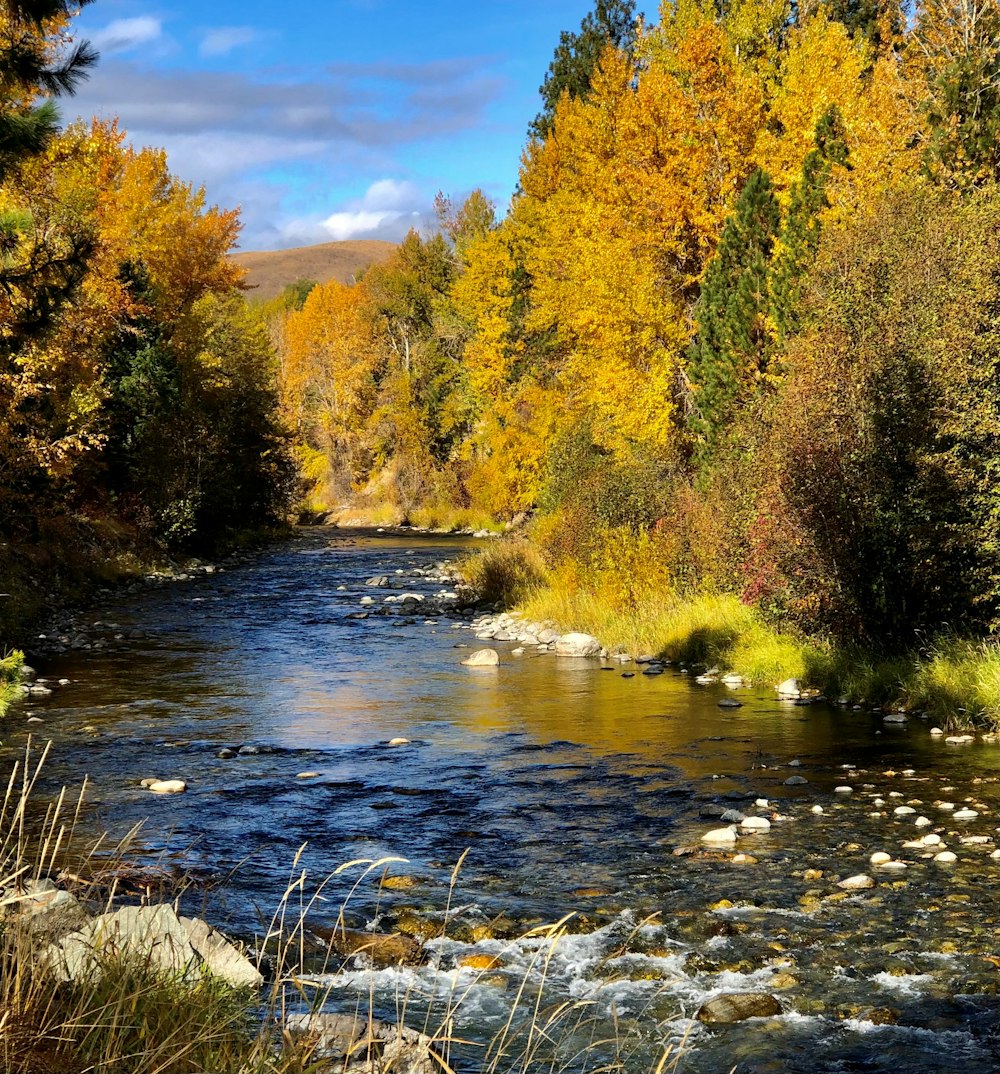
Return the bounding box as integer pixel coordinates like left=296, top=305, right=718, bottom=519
left=7, top=528, right=1000, bottom=1073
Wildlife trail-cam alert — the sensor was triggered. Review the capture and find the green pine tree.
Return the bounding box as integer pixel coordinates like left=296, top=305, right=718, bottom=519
left=0, top=0, right=98, bottom=347
left=529, top=0, right=640, bottom=141
left=771, top=104, right=850, bottom=341
left=687, top=168, right=780, bottom=465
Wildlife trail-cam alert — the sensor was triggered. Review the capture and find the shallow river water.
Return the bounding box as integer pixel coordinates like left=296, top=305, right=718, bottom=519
left=7, top=529, right=1000, bottom=1073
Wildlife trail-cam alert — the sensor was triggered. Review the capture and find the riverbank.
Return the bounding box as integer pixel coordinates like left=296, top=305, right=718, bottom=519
left=462, top=539, right=1000, bottom=731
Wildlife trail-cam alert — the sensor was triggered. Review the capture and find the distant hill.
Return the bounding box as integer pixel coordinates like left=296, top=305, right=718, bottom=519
left=232, top=239, right=396, bottom=302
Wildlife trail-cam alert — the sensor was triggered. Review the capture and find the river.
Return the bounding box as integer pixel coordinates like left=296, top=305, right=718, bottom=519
left=7, top=528, right=1000, bottom=1073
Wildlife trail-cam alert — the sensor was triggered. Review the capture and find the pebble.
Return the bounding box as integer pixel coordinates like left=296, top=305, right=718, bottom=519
left=914, top=816, right=931, bottom=827
left=732, top=853, right=758, bottom=864
left=388, top=737, right=411, bottom=746
left=879, top=860, right=908, bottom=872
left=870, top=852, right=892, bottom=865
left=741, top=817, right=771, bottom=832
left=755, top=798, right=770, bottom=808
left=893, top=806, right=916, bottom=816
left=296, top=772, right=321, bottom=779
left=921, top=833, right=942, bottom=846
left=952, top=808, right=979, bottom=820
left=811, top=805, right=824, bottom=814
left=929, top=727, right=945, bottom=736
left=934, top=851, right=958, bottom=863
left=834, top=786, right=853, bottom=794
left=784, top=775, right=809, bottom=786
left=938, top=802, right=955, bottom=811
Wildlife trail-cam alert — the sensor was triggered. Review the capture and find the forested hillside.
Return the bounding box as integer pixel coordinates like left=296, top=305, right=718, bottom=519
left=276, top=0, right=1000, bottom=688
left=0, top=1, right=294, bottom=633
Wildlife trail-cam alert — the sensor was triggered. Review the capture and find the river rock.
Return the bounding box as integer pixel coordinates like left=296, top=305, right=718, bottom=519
left=462, top=648, right=500, bottom=667
left=2, top=878, right=90, bottom=938
left=838, top=874, right=875, bottom=890
left=934, top=851, right=958, bottom=863
left=313, top=926, right=423, bottom=967
left=870, top=852, right=892, bottom=865
left=696, top=992, right=782, bottom=1024
left=702, top=825, right=738, bottom=845
left=554, top=633, right=602, bottom=658
left=718, top=698, right=743, bottom=708
left=784, top=775, right=809, bottom=786
left=776, top=678, right=802, bottom=699
left=148, top=779, right=186, bottom=794
left=47, top=904, right=262, bottom=987
left=285, top=1012, right=439, bottom=1073
left=741, top=817, right=771, bottom=832
left=953, top=808, right=979, bottom=820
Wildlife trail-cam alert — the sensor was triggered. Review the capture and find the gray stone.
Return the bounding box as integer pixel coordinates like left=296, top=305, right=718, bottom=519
left=784, top=775, right=809, bottom=786
left=554, top=633, right=602, bottom=657
left=285, top=1012, right=439, bottom=1073
left=462, top=648, right=500, bottom=667
left=47, top=904, right=262, bottom=988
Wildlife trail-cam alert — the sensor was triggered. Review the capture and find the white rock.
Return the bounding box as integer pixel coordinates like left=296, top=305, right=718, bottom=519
left=879, top=860, right=908, bottom=872
left=838, top=874, right=875, bottom=890
left=834, top=786, right=853, bottom=794
left=741, top=817, right=771, bottom=832
left=893, top=806, right=916, bottom=816
left=952, top=808, right=979, bottom=820
left=148, top=780, right=186, bottom=795
left=929, top=727, right=945, bottom=736
left=883, top=713, right=908, bottom=723
left=938, top=802, right=955, bottom=811
left=811, top=805, right=824, bottom=814
left=554, top=633, right=602, bottom=658
left=870, top=852, right=892, bottom=865
left=921, top=833, right=942, bottom=846
left=702, top=826, right=738, bottom=845
left=776, top=678, right=802, bottom=699
left=934, top=851, right=958, bottom=863
left=462, top=648, right=500, bottom=667
left=914, top=816, right=931, bottom=827
left=755, top=798, right=770, bottom=808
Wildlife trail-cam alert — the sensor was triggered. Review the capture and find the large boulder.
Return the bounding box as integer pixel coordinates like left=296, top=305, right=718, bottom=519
left=697, top=992, right=782, bottom=1024
left=554, top=633, right=602, bottom=658
left=46, top=904, right=262, bottom=988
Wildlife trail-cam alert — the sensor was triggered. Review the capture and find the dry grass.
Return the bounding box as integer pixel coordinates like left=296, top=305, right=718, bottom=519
left=234, top=239, right=395, bottom=303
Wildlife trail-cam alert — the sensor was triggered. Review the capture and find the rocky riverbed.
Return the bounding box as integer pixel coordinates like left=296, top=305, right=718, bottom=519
left=3, top=527, right=1000, bottom=1073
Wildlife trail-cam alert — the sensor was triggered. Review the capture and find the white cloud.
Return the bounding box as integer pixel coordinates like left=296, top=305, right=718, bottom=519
left=199, top=27, right=260, bottom=58
left=320, top=209, right=409, bottom=241
left=360, top=178, right=420, bottom=211
left=88, top=17, right=162, bottom=56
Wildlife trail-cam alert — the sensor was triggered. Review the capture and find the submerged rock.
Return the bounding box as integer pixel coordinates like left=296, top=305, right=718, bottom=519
left=697, top=992, right=782, bottom=1024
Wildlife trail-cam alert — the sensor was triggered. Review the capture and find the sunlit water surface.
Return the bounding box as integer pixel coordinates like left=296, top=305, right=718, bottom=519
left=7, top=529, right=1000, bottom=1073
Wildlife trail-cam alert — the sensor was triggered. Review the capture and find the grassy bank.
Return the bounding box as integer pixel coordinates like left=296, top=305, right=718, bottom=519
left=465, top=540, right=1000, bottom=731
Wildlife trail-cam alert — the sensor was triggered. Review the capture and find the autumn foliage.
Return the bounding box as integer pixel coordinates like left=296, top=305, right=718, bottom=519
left=273, top=0, right=1000, bottom=652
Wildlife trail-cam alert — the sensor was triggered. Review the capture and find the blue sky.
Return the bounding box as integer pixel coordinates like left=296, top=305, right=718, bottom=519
left=67, top=1, right=599, bottom=250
